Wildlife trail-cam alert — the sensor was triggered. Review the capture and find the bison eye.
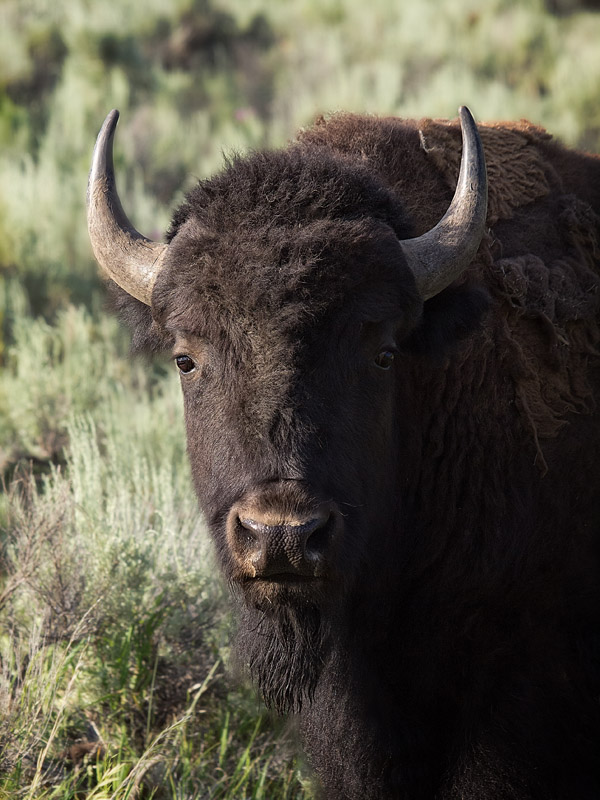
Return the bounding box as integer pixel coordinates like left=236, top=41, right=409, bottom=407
left=374, top=350, right=395, bottom=370
left=175, top=355, right=196, bottom=374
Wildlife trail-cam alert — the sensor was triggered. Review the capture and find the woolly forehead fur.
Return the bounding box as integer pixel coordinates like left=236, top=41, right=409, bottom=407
left=150, top=144, right=422, bottom=343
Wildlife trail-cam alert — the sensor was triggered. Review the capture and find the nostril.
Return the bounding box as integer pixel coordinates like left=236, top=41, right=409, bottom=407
left=243, top=529, right=257, bottom=545
left=305, top=514, right=333, bottom=557
left=236, top=517, right=262, bottom=551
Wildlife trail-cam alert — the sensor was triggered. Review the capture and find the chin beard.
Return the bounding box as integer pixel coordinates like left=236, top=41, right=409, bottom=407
left=233, top=598, right=329, bottom=715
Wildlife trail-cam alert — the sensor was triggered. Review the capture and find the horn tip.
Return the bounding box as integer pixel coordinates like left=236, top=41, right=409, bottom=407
left=88, top=109, right=121, bottom=206
left=101, top=109, right=120, bottom=137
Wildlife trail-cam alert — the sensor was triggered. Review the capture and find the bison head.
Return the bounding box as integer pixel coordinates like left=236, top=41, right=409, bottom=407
left=87, top=108, right=487, bottom=708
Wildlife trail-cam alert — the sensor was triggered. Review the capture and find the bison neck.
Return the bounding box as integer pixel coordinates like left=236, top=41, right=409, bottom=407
left=299, top=558, right=599, bottom=800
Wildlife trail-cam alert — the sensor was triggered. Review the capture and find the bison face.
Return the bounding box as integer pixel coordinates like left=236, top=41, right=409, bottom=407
left=160, top=220, right=424, bottom=611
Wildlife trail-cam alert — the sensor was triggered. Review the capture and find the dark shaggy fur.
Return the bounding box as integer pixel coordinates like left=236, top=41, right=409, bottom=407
left=109, top=113, right=600, bottom=799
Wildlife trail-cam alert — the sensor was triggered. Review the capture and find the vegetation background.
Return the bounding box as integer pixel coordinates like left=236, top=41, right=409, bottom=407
left=1, top=0, right=600, bottom=796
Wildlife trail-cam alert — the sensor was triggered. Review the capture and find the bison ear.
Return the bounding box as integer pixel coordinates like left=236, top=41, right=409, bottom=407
left=402, top=283, right=490, bottom=357
left=106, top=282, right=173, bottom=354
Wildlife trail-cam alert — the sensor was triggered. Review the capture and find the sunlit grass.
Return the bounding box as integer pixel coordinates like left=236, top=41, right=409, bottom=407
left=1, top=387, right=309, bottom=796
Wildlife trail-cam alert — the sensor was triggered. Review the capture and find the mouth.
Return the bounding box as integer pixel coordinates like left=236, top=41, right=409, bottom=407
left=236, top=572, right=327, bottom=608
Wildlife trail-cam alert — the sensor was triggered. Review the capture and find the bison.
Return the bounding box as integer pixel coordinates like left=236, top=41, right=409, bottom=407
left=87, top=106, right=600, bottom=799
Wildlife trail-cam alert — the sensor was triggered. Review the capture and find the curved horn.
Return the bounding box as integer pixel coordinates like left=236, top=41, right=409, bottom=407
left=401, top=106, right=488, bottom=300
left=87, top=110, right=167, bottom=305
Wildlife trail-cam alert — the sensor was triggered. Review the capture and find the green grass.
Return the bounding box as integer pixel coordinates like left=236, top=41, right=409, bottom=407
left=1, top=0, right=599, bottom=795
left=1, top=396, right=309, bottom=797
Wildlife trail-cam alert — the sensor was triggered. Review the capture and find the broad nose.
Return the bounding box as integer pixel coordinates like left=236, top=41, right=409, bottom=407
left=229, top=500, right=338, bottom=578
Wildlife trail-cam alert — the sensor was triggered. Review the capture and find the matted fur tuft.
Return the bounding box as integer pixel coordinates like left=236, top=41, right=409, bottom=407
left=234, top=601, right=329, bottom=715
